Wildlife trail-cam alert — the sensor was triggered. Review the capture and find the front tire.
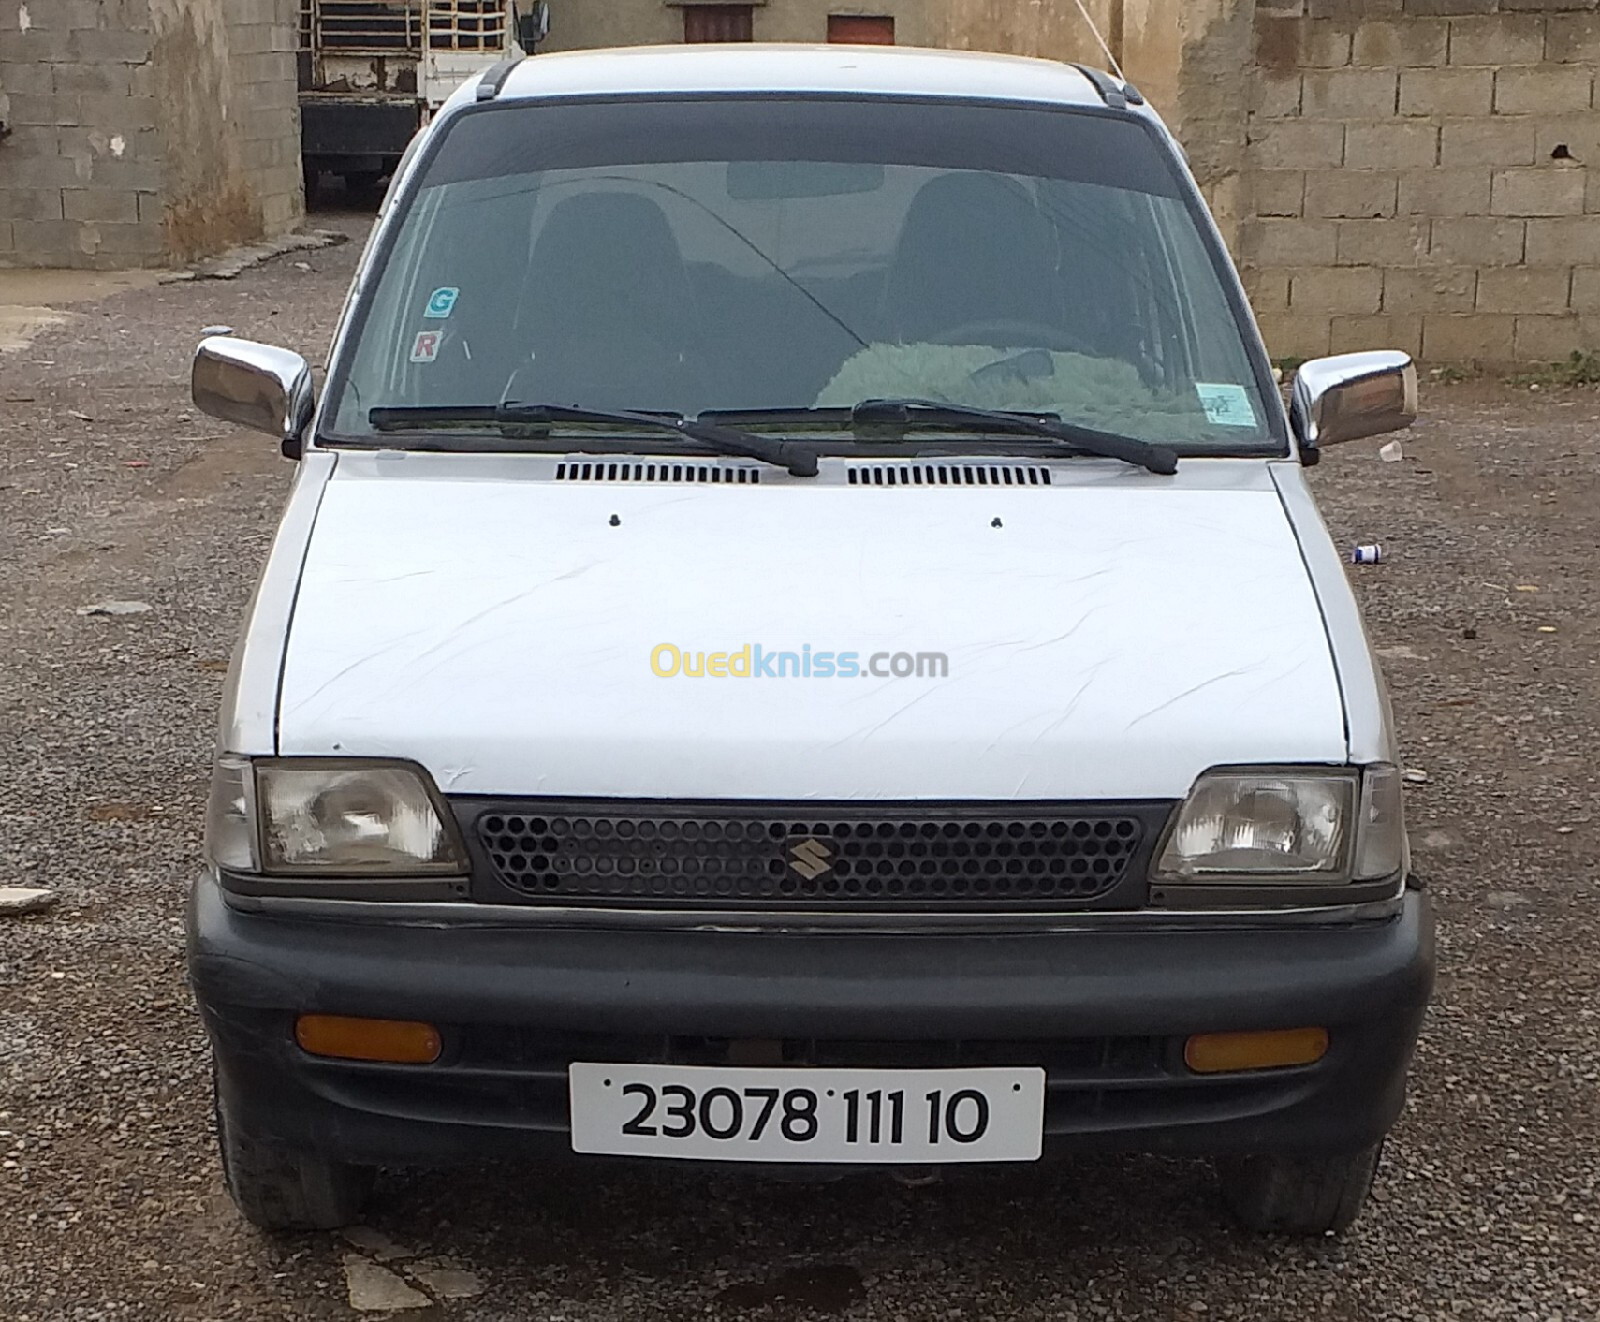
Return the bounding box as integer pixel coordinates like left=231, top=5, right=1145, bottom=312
left=214, top=1084, right=373, bottom=1231
left=1215, top=1142, right=1383, bottom=1235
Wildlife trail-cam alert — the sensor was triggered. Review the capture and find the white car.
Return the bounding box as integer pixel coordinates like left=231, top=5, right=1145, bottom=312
left=188, top=44, right=1433, bottom=1236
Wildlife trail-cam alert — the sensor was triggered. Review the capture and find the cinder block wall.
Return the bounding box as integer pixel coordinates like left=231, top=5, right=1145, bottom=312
left=0, top=0, right=302, bottom=269
left=1240, top=0, right=1599, bottom=365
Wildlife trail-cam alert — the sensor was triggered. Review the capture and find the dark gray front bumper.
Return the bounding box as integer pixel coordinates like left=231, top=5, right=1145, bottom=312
left=188, top=873, right=1433, bottom=1168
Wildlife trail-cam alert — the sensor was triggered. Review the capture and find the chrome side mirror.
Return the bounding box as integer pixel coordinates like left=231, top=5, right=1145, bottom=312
left=193, top=337, right=315, bottom=459
left=1290, top=351, right=1417, bottom=466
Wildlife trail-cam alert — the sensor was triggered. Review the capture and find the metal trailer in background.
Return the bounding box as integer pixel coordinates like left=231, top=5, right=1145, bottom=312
left=296, top=1, right=548, bottom=198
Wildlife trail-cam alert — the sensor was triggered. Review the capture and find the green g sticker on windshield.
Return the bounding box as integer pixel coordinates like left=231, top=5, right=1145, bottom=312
left=1195, top=383, right=1256, bottom=428
left=424, top=287, right=460, bottom=319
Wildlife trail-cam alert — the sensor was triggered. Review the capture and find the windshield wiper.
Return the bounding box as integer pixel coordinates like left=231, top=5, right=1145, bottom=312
left=366, top=403, right=820, bottom=477
left=847, top=399, right=1178, bottom=476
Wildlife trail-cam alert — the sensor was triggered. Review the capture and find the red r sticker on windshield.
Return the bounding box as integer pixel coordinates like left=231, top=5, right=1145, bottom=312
left=410, top=331, right=441, bottom=363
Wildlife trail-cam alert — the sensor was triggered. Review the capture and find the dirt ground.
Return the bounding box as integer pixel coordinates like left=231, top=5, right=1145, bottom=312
left=1, top=219, right=1597, bottom=1321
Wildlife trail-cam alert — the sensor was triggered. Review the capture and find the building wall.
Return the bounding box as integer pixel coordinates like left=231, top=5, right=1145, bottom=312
left=542, top=1, right=941, bottom=50
left=1236, top=0, right=1600, bottom=365
left=0, top=0, right=301, bottom=269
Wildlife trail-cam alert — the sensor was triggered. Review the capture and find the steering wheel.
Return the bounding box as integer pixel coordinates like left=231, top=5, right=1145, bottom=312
left=928, top=318, right=1097, bottom=357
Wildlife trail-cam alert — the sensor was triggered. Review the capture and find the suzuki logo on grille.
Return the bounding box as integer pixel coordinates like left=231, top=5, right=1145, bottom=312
left=787, top=838, right=834, bottom=880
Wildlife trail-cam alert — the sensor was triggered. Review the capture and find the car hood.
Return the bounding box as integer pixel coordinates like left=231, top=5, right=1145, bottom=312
left=277, top=454, right=1348, bottom=800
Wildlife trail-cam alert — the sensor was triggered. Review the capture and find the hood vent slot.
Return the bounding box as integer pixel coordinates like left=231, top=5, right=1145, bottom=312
left=555, top=461, right=762, bottom=484
left=847, top=462, right=1052, bottom=487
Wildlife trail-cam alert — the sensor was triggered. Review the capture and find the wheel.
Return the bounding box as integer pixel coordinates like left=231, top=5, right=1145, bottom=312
left=214, top=1082, right=373, bottom=1231
left=1215, top=1142, right=1383, bottom=1235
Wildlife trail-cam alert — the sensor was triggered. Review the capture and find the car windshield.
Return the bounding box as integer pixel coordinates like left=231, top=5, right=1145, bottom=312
left=325, top=97, right=1279, bottom=452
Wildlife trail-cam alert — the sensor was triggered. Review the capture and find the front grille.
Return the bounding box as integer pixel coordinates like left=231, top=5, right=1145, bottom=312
left=462, top=801, right=1167, bottom=910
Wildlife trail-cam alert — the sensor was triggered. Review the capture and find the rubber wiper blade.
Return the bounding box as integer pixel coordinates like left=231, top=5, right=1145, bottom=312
left=849, top=398, right=1178, bottom=476
left=368, top=403, right=820, bottom=477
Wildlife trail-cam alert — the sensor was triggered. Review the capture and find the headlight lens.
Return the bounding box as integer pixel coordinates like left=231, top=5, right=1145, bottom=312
left=256, top=761, right=465, bottom=874
left=1155, top=770, right=1356, bottom=880
left=203, top=757, right=467, bottom=876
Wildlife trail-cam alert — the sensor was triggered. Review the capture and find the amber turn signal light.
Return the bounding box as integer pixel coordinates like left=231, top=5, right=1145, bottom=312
left=1184, top=1027, right=1329, bottom=1074
left=295, top=1014, right=442, bottom=1064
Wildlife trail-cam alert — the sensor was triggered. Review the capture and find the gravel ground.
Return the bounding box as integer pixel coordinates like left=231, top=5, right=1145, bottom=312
left=1, top=220, right=1597, bottom=1321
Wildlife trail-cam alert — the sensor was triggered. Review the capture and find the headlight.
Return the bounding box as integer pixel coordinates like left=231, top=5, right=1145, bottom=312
left=1155, top=766, right=1402, bottom=885
left=204, top=756, right=467, bottom=876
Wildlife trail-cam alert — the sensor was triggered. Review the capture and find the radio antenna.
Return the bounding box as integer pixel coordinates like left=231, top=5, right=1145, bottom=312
left=1069, top=0, right=1126, bottom=83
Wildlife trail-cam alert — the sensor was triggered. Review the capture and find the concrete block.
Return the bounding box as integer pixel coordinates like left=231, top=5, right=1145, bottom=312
left=1513, top=314, right=1597, bottom=361
left=0, top=123, right=58, bottom=157
left=1255, top=18, right=1355, bottom=69
left=78, top=93, right=157, bottom=133
left=0, top=187, right=65, bottom=221
left=1399, top=68, right=1493, bottom=117
left=0, top=30, right=72, bottom=62
left=1248, top=120, right=1346, bottom=169
left=136, top=191, right=162, bottom=225
left=68, top=28, right=153, bottom=64
left=1569, top=266, right=1600, bottom=310
left=1290, top=265, right=1384, bottom=312
left=1440, top=118, right=1538, bottom=167
left=1243, top=268, right=1292, bottom=311
left=24, top=0, right=101, bottom=31
left=1404, top=0, right=1495, bottom=15
left=1528, top=216, right=1600, bottom=262
left=9, top=218, right=91, bottom=259
left=1330, top=313, right=1423, bottom=356
left=52, top=63, right=133, bottom=98
left=1313, top=0, right=1403, bottom=17
left=1253, top=311, right=1333, bottom=361
left=88, top=221, right=164, bottom=257
left=1547, top=15, right=1600, bottom=63
left=1491, top=166, right=1587, bottom=216
left=1384, top=267, right=1478, bottom=313
left=1249, top=74, right=1304, bottom=119
left=1306, top=170, right=1398, bottom=217
left=1398, top=167, right=1492, bottom=215
left=1503, top=0, right=1593, bottom=9
left=0, top=221, right=13, bottom=257
left=1421, top=313, right=1515, bottom=361
left=1303, top=68, right=1400, bottom=117
left=0, top=60, right=53, bottom=95
left=1354, top=19, right=1449, bottom=66
left=62, top=188, right=139, bottom=224
left=3, top=91, right=75, bottom=127
left=1448, top=14, right=1547, bottom=66
left=1476, top=266, right=1574, bottom=313
left=1495, top=67, right=1594, bottom=116
left=1253, top=170, right=1307, bottom=217
left=1335, top=218, right=1430, bottom=265
left=1535, top=118, right=1600, bottom=164
left=1429, top=216, right=1527, bottom=265
left=1345, top=121, right=1440, bottom=168
left=1241, top=217, right=1340, bottom=266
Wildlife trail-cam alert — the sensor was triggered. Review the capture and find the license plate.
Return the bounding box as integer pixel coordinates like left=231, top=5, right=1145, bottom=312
left=568, top=1063, right=1044, bottom=1163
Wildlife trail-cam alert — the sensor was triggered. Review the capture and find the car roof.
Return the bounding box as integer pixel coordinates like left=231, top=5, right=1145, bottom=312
left=491, top=44, right=1112, bottom=108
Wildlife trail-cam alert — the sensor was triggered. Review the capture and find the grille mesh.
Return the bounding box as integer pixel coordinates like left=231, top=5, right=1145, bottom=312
left=471, top=806, right=1150, bottom=909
